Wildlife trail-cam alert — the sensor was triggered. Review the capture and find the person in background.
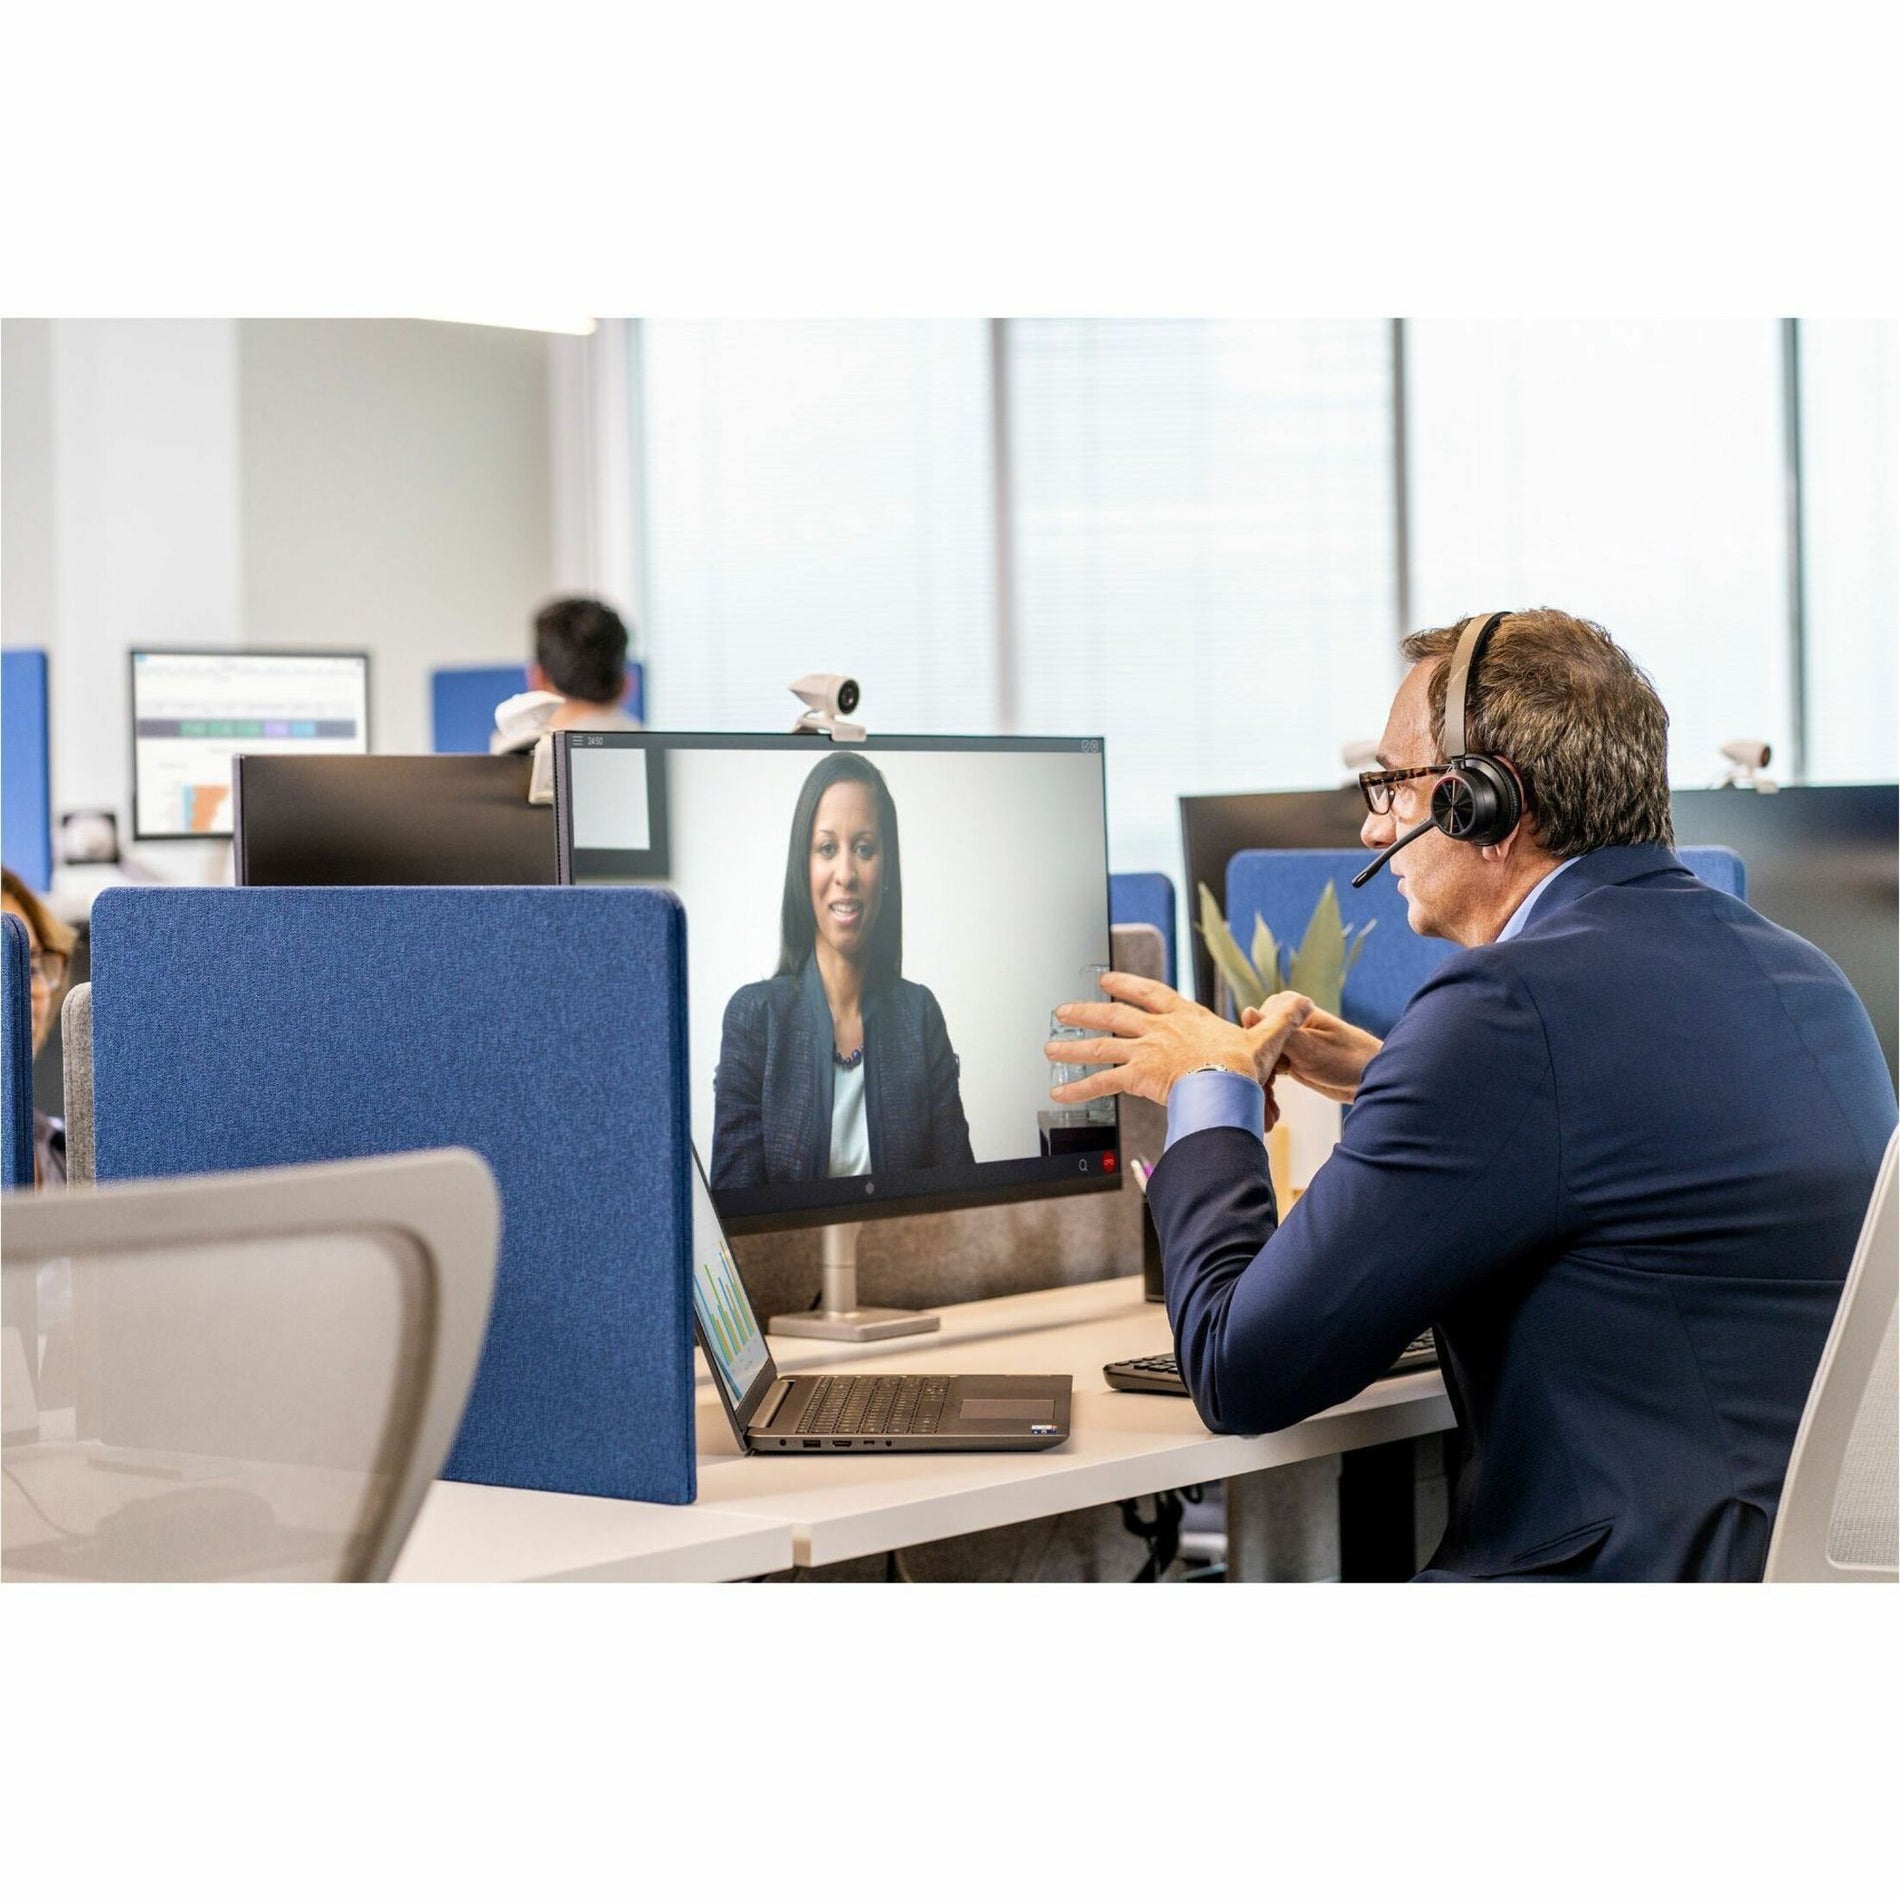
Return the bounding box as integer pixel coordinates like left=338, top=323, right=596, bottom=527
left=492, top=596, right=642, bottom=800
left=2, top=867, right=73, bottom=1188
left=712, top=752, right=974, bottom=1188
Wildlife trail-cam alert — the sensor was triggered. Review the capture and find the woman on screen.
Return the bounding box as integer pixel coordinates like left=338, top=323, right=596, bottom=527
left=711, top=754, right=974, bottom=1189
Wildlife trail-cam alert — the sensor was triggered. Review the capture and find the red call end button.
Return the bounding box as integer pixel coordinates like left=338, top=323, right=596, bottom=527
left=1103, top=1153, right=1118, bottom=1173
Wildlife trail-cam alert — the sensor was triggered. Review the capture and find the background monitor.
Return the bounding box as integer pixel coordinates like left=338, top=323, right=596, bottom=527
left=1178, top=781, right=1898, bottom=1085
left=1672, top=785, right=1897, bottom=1084
left=556, top=730, right=1119, bottom=1234
left=1178, top=788, right=1367, bottom=1004
left=232, top=753, right=558, bottom=886
left=130, top=649, right=370, bottom=841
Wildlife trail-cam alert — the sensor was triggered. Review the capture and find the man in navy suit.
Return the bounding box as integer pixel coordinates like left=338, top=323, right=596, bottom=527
left=1051, top=609, right=1895, bottom=1580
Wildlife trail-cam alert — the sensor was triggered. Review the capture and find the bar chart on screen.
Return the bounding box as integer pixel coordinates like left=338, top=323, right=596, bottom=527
left=694, top=1236, right=768, bottom=1405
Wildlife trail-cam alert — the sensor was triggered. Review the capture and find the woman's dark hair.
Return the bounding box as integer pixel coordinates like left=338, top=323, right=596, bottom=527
left=776, top=753, right=903, bottom=986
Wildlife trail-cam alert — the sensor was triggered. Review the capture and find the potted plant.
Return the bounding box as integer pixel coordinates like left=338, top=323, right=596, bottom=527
left=1195, top=879, right=1374, bottom=1201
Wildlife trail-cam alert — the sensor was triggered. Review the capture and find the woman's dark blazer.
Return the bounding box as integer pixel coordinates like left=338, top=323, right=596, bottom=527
left=711, top=955, right=975, bottom=1188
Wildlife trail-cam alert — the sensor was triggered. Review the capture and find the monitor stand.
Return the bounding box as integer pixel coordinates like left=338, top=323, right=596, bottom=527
left=765, top=1223, right=940, bottom=1341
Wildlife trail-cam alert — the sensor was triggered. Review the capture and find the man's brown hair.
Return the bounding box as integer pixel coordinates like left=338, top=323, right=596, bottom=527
left=1400, top=608, right=1674, bottom=858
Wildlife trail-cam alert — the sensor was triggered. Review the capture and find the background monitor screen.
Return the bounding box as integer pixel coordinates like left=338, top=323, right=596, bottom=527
left=232, top=753, right=557, bottom=886
left=130, top=649, right=370, bottom=840
left=557, top=732, right=1119, bottom=1232
left=1180, top=782, right=1898, bottom=1084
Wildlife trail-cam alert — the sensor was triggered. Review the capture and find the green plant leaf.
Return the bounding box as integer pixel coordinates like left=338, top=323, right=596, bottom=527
left=1249, top=913, right=1283, bottom=994
left=1342, top=918, right=1376, bottom=981
left=1195, top=881, right=1267, bottom=1018
left=1288, top=879, right=1347, bottom=1015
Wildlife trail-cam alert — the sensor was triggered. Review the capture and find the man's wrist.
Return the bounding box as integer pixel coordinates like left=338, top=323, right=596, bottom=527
left=1182, top=1059, right=1255, bottom=1084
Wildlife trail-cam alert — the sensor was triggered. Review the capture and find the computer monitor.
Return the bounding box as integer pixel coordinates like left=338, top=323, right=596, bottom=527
left=1180, top=781, right=1899, bottom=1086
left=130, top=649, right=370, bottom=841
left=1178, top=788, right=1368, bottom=1004
left=232, top=754, right=558, bottom=886
left=555, top=731, right=1120, bottom=1239
left=1672, top=784, right=1898, bottom=1085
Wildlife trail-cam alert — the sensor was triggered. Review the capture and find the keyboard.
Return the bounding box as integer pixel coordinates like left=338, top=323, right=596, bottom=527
left=791, top=1374, right=950, bottom=1438
left=1104, top=1333, right=1439, bottom=1395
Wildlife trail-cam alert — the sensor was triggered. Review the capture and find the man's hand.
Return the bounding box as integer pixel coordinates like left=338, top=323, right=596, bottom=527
left=1243, top=1001, right=1383, bottom=1103
left=1046, top=972, right=1314, bottom=1108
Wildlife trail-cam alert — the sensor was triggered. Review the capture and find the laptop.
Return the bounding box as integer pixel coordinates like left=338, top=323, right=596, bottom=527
left=689, top=1150, right=1072, bottom=1454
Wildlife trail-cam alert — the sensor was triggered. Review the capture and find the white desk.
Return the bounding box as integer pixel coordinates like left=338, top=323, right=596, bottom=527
left=392, top=1485, right=793, bottom=1584
left=392, top=1275, right=1452, bottom=1580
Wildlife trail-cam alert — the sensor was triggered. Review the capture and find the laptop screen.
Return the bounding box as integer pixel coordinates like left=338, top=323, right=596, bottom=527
left=689, top=1148, right=772, bottom=1415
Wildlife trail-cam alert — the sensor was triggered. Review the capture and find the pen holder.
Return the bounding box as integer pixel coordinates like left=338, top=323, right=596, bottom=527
left=1141, top=1195, right=1164, bottom=1303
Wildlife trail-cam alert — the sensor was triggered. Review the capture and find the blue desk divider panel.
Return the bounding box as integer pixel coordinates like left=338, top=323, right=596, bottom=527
left=1678, top=846, right=1745, bottom=900
left=431, top=662, right=647, bottom=753
left=431, top=665, right=528, bottom=753
left=1110, top=872, right=1177, bottom=990
left=1229, top=846, right=1751, bottom=1039
left=87, top=887, right=696, bottom=1503
left=1227, top=850, right=1451, bottom=1039
left=2, top=914, right=32, bottom=1188
left=2, top=649, right=54, bottom=891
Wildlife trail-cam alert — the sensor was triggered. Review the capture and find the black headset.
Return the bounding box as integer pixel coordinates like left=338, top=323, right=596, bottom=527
left=1352, top=611, right=1525, bottom=888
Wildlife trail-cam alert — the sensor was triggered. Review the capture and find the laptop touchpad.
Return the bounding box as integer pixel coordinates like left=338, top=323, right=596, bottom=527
left=959, top=1398, right=1056, bottom=1422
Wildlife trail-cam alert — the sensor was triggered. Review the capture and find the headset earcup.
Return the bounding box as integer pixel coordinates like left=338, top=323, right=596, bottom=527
left=1432, top=757, right=1521, bottom=846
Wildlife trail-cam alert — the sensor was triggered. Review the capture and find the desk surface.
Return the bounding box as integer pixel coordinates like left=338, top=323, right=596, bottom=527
left=395, top=1275, right=1451, bottom=1579
left=392, top=1486, right=794, bottom=1584
left=692, top=1276, right=1451, bottom=1567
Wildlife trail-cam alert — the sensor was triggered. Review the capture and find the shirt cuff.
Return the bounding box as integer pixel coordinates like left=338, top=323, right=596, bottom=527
left=1165, top=1068, right=1265, bottom=1151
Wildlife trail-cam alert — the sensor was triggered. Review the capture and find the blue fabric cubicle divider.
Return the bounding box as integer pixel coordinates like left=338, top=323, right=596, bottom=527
left=2, top=914, right=32, bottom=1189
left=3, top=649, right=55, bottom=891
left=1228, top=845, right=1751, bottom=1038
left=431, top=665, right=528, bottom=753
left=86, top=887, right=696, bottom=1503
left=431, top=662, right=648, bottom=752
left=1109, top=872, right=1177, bottom=990
left=1226, top=851, right=1449, bottom=1038
left=1677, top=846, right=1745, bottom=900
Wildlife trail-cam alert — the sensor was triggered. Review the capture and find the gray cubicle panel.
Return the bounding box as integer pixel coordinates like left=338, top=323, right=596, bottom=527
left=34, top=919, right=86, bottom=1121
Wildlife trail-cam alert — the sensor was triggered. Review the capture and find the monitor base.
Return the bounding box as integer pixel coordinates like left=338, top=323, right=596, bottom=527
left=767, top=1306, right=939, bottom=1342
left=763, top=1222, right=941, bottom=1343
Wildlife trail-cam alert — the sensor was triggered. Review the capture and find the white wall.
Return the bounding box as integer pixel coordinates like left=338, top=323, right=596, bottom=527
left=237, top=320, right=554, bottom=755
left=2, top=318, right=560, bottom=880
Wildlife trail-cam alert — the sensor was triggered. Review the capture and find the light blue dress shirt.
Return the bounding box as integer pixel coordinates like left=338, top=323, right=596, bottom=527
left=1163, top=860, right=1579, bottom=1151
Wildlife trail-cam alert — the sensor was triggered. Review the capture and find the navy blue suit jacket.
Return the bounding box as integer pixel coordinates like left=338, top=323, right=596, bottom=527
left=1147, top=844, right=1896, bottom=1581
left=710, top=956, right=975, bottom=1188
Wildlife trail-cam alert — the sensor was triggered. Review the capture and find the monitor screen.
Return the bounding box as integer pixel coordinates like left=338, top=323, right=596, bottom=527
left=1179, top=788, right=1368, bottom=1003
left=557, top=731, right=1119, bottom=1232
left=689, top=1147, right=773, bottom=1413
left=130, top=649, right=371, bottom=840
left=232, top=754, right=557, bottom=886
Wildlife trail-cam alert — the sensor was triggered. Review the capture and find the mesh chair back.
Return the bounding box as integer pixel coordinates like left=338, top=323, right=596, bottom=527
left=1763, top=1130, right=1899, bottom=1582
left=2, top=1149, right=497, bottom=1583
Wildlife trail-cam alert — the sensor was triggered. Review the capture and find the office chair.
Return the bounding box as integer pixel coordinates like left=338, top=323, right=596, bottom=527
left=1762, top=1130, right=1898, bottom=1582
left=2, top=1148, right=498, bottom=1582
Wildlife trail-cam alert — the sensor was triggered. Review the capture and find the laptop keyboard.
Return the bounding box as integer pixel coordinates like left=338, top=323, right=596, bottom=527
left=793, top=1374, right=951, bottom=1437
